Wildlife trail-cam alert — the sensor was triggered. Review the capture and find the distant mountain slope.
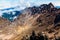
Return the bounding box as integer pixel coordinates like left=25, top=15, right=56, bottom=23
left=56, top=6, right=60, bottom=8
left=0, top=6, right=21, bottom=21
left=2, top=10, right=21, bottom=21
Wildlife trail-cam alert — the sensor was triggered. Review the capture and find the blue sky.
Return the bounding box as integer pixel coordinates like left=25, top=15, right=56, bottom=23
left=0, top=0, right=60, bottom=9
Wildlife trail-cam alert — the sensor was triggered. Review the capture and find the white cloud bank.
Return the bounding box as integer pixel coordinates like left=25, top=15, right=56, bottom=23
left=0, top=0, right=60, bottom=9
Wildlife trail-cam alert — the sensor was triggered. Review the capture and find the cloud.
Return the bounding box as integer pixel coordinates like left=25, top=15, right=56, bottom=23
left=0, top=0, right=60, bottom=18
left=0, top=0, right=60, bottom=10
left=0, top=0, right=60, bottom=9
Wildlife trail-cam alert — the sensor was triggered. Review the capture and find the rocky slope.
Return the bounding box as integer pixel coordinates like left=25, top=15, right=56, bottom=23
left=0, top=3, right=60, bottom=40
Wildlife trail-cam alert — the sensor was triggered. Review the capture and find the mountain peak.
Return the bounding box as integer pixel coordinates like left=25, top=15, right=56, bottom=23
left=48, top=2, right=54, bottom=8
